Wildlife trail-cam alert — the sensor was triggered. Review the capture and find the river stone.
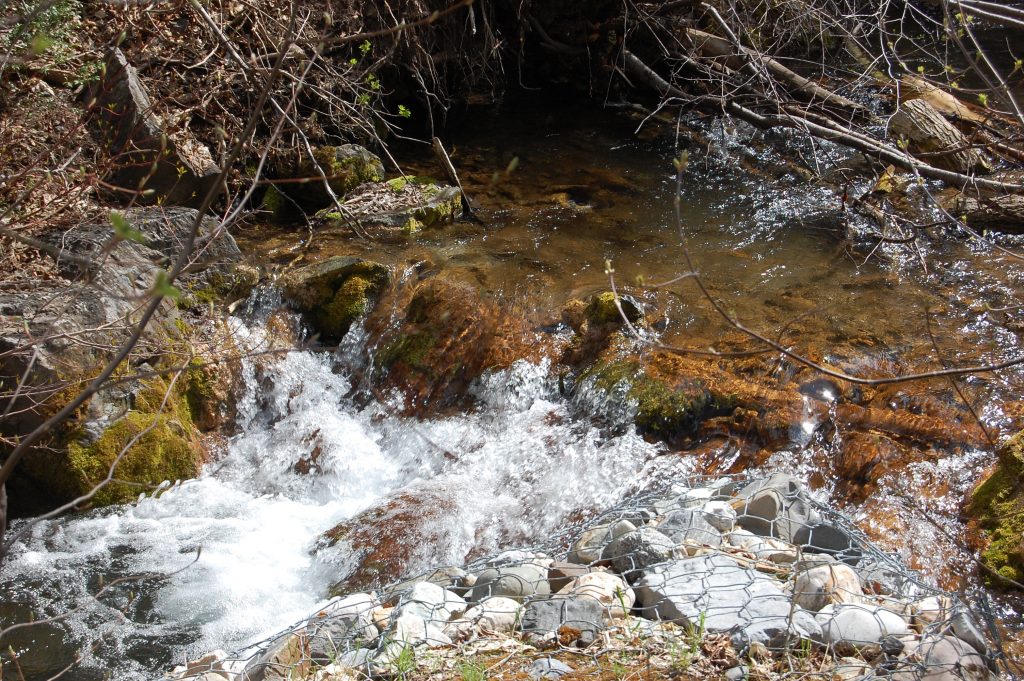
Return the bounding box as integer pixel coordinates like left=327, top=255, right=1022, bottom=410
left=519, top=597, right=606, bottom=648
left=326, top=592, right=378, bottom=630
left=548, top=561, right=594, bottom=592
left=634, top=554, right=822, bottom=649
left=792, top=562, right=863, bottom=612
left=389, top=611, right=452, bottom=648
left=911, top=596, right=952, bottom=629
left=393, top=581, right=466, bottom=624
left=556, top=572, right=635, bottom=619
left=702, top=500, right=738, bottom=532
left=725, top=529, right=798, bottom=564
left=450, top=596, right=523, bottom=636
left=385, top=566, right=475, bottom=603
left=279, top=256, right=390, bottom=342
left=815, top=603, right=909, bottom=654
left=242, top=632, right=311, bottom=681
left=891, top=634, right=996, bottom=681
left=468, top=562, right=551, bottom=602
left=792, top=522, right=861, bottom=562
left=946, top=608, right=989, bottom=657
left=735, top=473, right=821, bottom=542
left=528, top=657, right=575, bottom=679
left=602, top=526, right=675, bottom=576
left=652, top=509, right=723, bottom=549
left=308, top=613, right=377, bottom=665
left=567, top=519, right=637, bottom=565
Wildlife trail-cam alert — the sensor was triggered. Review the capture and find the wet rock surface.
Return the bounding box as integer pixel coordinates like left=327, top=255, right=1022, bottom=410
left=0, top=207, right=242, bottom=515
left=172, top=474, right=1001, bottom=681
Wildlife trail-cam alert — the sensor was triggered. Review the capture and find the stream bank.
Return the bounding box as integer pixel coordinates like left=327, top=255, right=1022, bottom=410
left=3, top=97, right=1024, bottom=680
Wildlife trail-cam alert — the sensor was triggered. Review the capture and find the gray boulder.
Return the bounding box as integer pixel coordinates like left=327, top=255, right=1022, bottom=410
left=528, top=657, right=575, bottom=679
left=89, top=49, right=221, bottom=208
left=567, top=519, right=636, bottom=565
left=308, top=614, right=376, bottom=665
left=634, top=554, right=821, bottom=649
left=468, top=562, right=551, bottom=602
left=602, top=527, right=676, bottom=576
left=652, top=509, right=723, bottom=549
left=393, top=581, right=466, bottom=624
left=735, top=473, right=819, bottom=542
left=815, top=603, right=909, bottom=654
left=519, top=597, right=606, bottom=648
left=891, top=634, right=996, bottom=681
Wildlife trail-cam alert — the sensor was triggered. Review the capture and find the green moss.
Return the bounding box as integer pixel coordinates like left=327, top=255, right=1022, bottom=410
left=281, top=257, right=391, bottom=341
left=969, top=432, right=1024, bottom=587
left=377, top=331, right=436, bottom=371
left=65, top=377, right=202, bottom=507
left=585, top=292, right=643, bottom=326
left=317, top=276, right=373, bottom=338
left=183, top=363, right=217, bottom=421
left=583, top=358, right=728, bottom=441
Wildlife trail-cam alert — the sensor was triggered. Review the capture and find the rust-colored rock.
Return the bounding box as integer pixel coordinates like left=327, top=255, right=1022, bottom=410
left=365, top=276, right=546, bottom=415
left=320, top=489, right=458, bottom=594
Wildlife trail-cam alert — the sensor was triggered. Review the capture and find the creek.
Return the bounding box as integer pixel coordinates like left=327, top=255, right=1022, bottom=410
left=2, top=99, right=1023, bottom=680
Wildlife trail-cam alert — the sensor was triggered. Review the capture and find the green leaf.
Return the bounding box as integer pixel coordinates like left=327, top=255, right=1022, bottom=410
left=398, top=104, right=411, bottom=118
left=152, top=270, right=180, bottom=301
left=359, top=39, right=371, bottom=55
left=109, top=211, right=146, bottom=243
left=978, top=92, right=989, bottom=107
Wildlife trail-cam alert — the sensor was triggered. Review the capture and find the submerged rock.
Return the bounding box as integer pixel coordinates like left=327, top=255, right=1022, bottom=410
left=366, top=276, right=544, bottom=415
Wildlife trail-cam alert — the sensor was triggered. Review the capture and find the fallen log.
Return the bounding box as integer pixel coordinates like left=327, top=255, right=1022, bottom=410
left=890, top=98, right=992, bottom=174
left=621, top=50, right=1023, bottom=193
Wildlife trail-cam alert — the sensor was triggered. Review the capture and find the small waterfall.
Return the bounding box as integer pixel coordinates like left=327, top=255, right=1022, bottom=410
left=2, top=299, right=667, bottom=680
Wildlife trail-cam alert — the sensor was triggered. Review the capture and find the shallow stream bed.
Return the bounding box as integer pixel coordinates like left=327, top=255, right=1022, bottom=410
left=3, top=99, right=1024, bottom=679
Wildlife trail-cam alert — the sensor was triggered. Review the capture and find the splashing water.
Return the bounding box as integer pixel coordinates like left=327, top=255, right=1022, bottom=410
left=2, top=308, right=665, bottom=680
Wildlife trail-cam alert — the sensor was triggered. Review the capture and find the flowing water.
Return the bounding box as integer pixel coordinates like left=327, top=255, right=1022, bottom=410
left=3, top=99, right=1024, bottom=679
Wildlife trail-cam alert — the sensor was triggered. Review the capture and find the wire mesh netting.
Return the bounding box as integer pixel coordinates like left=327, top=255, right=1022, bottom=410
left=165, top=472, right=1009, bottom=681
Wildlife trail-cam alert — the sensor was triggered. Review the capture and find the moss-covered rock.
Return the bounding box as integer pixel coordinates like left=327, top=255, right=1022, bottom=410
left=280, top=256, right=391, bottom=342
left=10, top=376, right=205, bottom=511
left=269, top=144, right=385, bottom=214
left=969, top=432, right=1024, bottom=587
left=317, top=177, right=463, bottom=237
left=582, top=355, right=732, bottom=442
left=584, top=292, right=644, bottom=327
